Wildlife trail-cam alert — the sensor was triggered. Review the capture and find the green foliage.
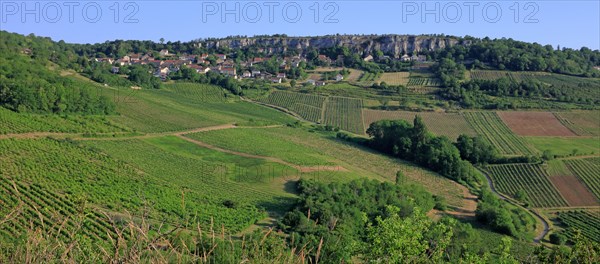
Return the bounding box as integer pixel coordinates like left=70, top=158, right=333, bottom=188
left=366, top=117, right=481, bottom=186
left=455, top=134, right=499, bottom=164
left=279, top=178, right=436, bottom=262
left=476, top=189, right=535, bottom=239
left=558, top=211, right=600, bottom=243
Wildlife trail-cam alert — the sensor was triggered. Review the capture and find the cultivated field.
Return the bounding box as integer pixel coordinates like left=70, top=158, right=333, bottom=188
left=363, top=109, right=477, bottom=140
left=259, top=91, right=326, bottom=123
left=469, top=70, right=550, bottom=81
left=102, top=86, right=293, bottom=133
left=323, top=97, right=365, bottom=134
left=0, top=107, right=129, bottom=134
left=485, top=163, right=568, bottom=208
left=406, top=77, right=440, bottom=87
left=0, top=136, right=302, bottom=238
left=497, top=111, right=576, bottom=137
left=554, top=111, right=600, bottom=136
left=557, top=210, right=600, bottom=243
left=187, top=127, right=467, bottom=208
left=464, top=112, right=537, bottom=156
left=378, top=72, right=410, bottom=86
left=164, top=82, right=226, bottom=102
left=564, top=158, right=600, bottom=201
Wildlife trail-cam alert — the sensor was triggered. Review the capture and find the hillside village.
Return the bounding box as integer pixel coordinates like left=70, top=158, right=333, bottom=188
left=93, top=49, right=425, bottom=86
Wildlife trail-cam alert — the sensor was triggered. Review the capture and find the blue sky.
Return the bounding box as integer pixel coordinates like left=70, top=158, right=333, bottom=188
left=1, top=1, right=599, bottom=49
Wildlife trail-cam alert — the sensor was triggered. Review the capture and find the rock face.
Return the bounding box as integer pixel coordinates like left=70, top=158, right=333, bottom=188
left=197, top=35, right=470, bottom=58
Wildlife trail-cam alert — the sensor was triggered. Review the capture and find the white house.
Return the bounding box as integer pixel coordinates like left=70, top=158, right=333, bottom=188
left=335, top=74, right=344, bottom=81
left=363, top=55, right=374, bottom=62
left=159, top=49, right=169, bottom=56
left=400, top=54, right=411, bottom=62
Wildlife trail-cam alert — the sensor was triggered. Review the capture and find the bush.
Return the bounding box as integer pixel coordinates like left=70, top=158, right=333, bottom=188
left=549, top=233, right=567, bottom=245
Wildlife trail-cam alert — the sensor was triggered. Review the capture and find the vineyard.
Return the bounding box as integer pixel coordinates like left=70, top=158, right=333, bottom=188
left=0, top=137, right=296, bottom=237
left=0, top=107, right=129, bottom=134
left=554, top=111, right=600, bottom=136
left=378, top=72, right=410, bottom=86
left=469, top=70, right=549, bottom=81
left=564, top=158, right=600, bottom=201
left=0, top=176, right=118, bottom=244
left=358, top=72, right=382, bottom=82
left=164, top=82, right=226, bottom=102
left=323, top=97, right=365, bottom=134
left=258, top=91, right=326, bottom=122
left=485, top=163, right=568, bottom=208
left=469, top=70, right=510, bottom=80
left=407, top=77, right=440, bottom=87
left=464, top=112, right=536, bottom=156
left=101, top=87, right=293, bottom=133
left=557, top=210, right=600, bottom=243
left=363, top=109, right=477, bottom=140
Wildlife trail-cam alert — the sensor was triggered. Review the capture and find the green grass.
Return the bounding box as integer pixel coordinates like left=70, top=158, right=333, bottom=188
left=185, top=127, right=336, bottom=166
left=99, top=85, right=294, bottom=133
left=464, top=112, right=536, bottom=156
left=526, top=137, right=599, bottom=157
left=484, top=163, right=568, bottom=208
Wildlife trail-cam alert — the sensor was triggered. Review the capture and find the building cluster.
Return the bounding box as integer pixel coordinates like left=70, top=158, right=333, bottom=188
left=94, top=49, right=307, bottom=83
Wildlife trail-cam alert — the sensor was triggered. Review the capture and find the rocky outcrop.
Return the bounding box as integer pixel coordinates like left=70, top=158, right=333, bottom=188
left=197, top=35, right=471, bottom=58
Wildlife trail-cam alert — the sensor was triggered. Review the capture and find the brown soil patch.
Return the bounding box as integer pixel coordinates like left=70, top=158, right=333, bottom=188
left=497, top=111, right=576, bottom=136
left=550, top=175, right=599, bottom=206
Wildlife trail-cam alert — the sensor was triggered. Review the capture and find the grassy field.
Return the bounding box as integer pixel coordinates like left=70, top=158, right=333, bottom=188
left=464, top=112, right=537, bottom=156
left=554, top=111, right=600, bottom=136
left=363, top=109, right=477, bottom=140
left=484, top=163, right=568, bottom=208
left=526, top=137, right=599, bottom=157
left=101, top=85, right=294, bottom=133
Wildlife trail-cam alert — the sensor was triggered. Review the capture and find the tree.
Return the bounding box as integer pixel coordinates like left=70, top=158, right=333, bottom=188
left=159, top=37, right=165, bottom=44
left=290, top=79, right=296, bottom=88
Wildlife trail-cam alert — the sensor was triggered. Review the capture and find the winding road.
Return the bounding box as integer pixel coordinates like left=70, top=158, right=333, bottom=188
left=478, top=168, right=550, bottom=243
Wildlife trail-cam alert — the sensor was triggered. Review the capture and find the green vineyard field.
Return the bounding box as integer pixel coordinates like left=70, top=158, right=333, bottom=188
left=558, top=210, right=600, bottom=243
left=259, top=91, right=326, bottom=122
left=464, top=112, right=536, bottom=156
left=323, top=97, right=365, bottom=134
left=485, top=163, right=568, bottom=208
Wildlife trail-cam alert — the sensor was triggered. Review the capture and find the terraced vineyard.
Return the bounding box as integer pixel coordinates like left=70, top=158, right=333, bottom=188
left=259, top=91, right=326, bottom=122
left=323, top=97, right=365, bottom=134
left=485, top=163, right=568, bottom=208
left=564, top=158, right=600, bottom=200
left=164, top=82, right=226, bottom=102
left=558, top=210, right=600, bottom=243
left=464, top=112, right=536, bottom=156
left=469, top=70, right=549, bottom=81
